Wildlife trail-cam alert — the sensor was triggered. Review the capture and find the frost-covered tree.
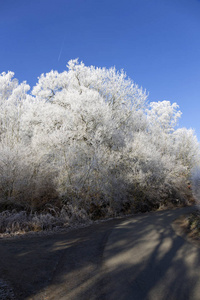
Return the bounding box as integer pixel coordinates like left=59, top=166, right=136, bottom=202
left=0, top=72, right=57, bottom=209
left=147, top=100, right=182, bottom=134
left=173, top=128, right=200, bottom=173
left=0, top=60, right=199, bottom=218
left=30, top=60, right=149, bottom=212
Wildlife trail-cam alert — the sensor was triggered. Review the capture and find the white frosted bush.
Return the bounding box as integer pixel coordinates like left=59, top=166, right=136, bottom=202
left=0, top=60, right=199, bottom=224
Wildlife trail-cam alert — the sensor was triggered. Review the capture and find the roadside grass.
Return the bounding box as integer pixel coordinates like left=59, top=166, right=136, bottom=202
left=174, top=209, right=200, bottom=244
left=0, top=205, right=90, bottom=236
left=187, top=210, right=200, bottom=238
left=0, top=198, right=192, bottom=238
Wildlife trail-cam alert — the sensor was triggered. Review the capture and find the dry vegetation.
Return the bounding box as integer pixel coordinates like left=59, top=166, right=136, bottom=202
left=187, top=211, right=200, bottom=240
left=173, top=209, right=200, bottom=246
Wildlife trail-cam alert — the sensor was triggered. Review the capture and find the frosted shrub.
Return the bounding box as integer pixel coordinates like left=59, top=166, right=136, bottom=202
left=0, top=207, right=90, bottom=234
left=0, top=211, right=60, bottom=233
left=0, top=211, right=30, bottom=233
left=0, top=60, right=199, bottom=228
left=60, top=204, right=89, bottom=223
left=31, top=213, right=62, bottom=231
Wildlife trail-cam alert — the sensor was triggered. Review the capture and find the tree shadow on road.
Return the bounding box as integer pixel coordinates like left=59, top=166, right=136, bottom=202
left=0, top=207, right=199, bottom=300
left=97, top=208, right=200, bottom=300
left=0, top=219, right=120, bottom=299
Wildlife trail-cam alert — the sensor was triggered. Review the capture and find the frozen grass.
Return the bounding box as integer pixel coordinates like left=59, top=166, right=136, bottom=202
left=187, top=211, right=200, bottom=237
left=0, top=198, right=190, bottom=238
left=0, top=205, right=89, bottom=235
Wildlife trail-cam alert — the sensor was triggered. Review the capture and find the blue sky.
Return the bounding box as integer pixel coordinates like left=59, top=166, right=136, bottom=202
left=1, top=0, right=200, bottom=140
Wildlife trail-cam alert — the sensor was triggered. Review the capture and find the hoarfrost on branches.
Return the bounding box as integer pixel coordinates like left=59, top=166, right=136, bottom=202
left=0, top=60, right=199, bottom=226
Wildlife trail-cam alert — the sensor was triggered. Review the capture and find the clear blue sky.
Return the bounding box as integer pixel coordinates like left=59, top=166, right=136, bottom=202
left=1, top=0, right=200, bottom=140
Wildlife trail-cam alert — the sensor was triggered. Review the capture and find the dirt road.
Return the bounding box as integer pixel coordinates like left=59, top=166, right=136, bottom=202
left=0, top=206, right=199, bottom=300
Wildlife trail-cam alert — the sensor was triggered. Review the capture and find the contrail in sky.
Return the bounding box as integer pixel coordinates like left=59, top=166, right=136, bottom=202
left=58, top=36, right=66, bottom=62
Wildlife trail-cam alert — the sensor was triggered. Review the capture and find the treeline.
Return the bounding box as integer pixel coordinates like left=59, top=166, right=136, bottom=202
left=0, top=59, right=199, bottom=230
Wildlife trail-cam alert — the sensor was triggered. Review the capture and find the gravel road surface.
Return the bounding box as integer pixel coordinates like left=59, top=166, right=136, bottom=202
left=0, top=206, right=199, bottom=300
